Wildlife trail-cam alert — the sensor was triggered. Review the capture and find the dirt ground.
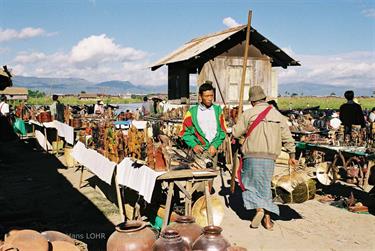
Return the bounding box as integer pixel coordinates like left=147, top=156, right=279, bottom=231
left=1, top=138, right=375, bottom=251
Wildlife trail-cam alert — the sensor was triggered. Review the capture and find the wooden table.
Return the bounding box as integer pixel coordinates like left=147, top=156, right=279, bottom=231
left=156, top=169, right=218, bottom=230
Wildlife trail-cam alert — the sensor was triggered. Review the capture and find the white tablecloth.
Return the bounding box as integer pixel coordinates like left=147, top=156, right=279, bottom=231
left=116, top=157, right=166, bottom=203
left=71, top=142, right=116, bottom=185
left=30, top=120, right=75, bottom=145
left=54, top=120, right=74, bottom=145
left=35, top=130, right=52, bottom=151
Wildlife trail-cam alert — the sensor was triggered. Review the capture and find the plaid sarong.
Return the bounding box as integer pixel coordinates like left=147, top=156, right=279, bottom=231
left=241, top=157, right=279, bottom=215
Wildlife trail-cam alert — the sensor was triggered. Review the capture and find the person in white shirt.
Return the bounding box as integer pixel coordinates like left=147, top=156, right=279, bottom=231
left=0, top=95, right=10, bottom=116
left=369, top=107, right=375, bottom=123
left=329, top=112, right=342, bottom=130
left=94, top=100, right=104, bottom=115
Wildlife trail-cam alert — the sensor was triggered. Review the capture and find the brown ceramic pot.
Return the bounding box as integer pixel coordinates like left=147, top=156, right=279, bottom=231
left=3, top=229, right=49, bottom=251
left=226, top=246, right=248, bottom=251
left=51, top=241, right=80, bottom=251
left=107, top=220, right=157, bottom=251
left=192, top=226, right=230, bottom=251
left=41, top=230, right=75, bottom=244
left=167, top=215, right=202, bottom=248
left=37, top=111, right=52, bottom=123
left=72, top=118, right=82, bottom=129
left=152, top=229, right=191, bottom=251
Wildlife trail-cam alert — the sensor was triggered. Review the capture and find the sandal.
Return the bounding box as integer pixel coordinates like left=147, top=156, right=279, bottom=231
left=250, top=210, right=264, bottom=228
left=262, top=214, right=274, bottom=231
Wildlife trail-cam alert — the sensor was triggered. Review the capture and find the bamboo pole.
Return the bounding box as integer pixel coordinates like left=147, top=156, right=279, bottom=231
left=238, top=10, right=252, bottom=115
left=230, top=10, right=252, bottom=194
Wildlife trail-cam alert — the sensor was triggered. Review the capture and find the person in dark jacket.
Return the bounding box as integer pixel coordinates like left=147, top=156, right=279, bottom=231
left=339, top=90, right=365, bottom=134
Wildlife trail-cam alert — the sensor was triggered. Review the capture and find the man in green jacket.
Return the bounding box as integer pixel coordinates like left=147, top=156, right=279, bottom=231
left=179, top=82, right=227, bottom=167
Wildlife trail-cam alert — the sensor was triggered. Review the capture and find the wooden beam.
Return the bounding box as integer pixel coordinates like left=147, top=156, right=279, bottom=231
left=238, top=10, right=252, bottom=115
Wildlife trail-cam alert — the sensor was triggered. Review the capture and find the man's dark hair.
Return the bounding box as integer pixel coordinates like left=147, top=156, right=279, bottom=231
left=344, top=90, right=354, bottom=101
left=371, top=107, right=375, bottom=112
left=52, top=94, right=58, bottom=101
left=143, top=96, right=148, bottom=102
left=199, top=83, right=214, bottom=95
left=0, top=94, right=6, bottom=101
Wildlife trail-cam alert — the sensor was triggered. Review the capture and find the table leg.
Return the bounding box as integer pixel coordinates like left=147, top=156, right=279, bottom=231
left=44, top=127, right=48, bottom=152
left=79, top=165, right=84, bottom=188
left=185, top=181, right=192, bottom=216
left=162, top=182, right=175, bottom=230
left=114, top=169, right=125, bottom=222
left=204, top=180, right=213, bottom=225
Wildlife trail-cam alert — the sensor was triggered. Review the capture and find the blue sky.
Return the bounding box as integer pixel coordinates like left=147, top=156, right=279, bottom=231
left=0, top=0, right=374, bottom=87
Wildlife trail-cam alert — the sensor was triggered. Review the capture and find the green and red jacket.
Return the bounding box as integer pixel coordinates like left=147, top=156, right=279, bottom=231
left=179, top=104, right=227, bottom=150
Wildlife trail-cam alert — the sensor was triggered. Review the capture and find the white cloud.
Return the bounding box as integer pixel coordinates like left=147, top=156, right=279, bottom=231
left=14, top=52, right=47, bottom=64
left=223, top=17, right=240, bottom=28
left=362, top=8, right=375, bottom=18
left=0, top=27, right=47, bottom=42
left=279, top=51, right=375, bottom=87
left=70, top=34, right=147, bottom=67
left=10, top=34, right=165, bottom=86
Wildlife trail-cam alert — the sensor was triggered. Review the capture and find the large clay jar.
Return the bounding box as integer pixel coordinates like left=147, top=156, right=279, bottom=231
left=107, top=220, right=157, bottom=251
left=41, top=230, right=75, bottom=244
left=192, top=226, right=230, bottom=251
left=51, top=241, right=80, bottom=251
left=167, top=215, right=202, bottom=248
left=152, top=229, right=191, bottom=251
left=3, top=229, right=49, bottom=251
left=226, top=246, right=248, bottom=251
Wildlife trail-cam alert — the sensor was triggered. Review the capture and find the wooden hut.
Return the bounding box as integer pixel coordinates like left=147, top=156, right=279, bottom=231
left=0, top=87, right=28, bottom=100
left=151, top=25, right=300, bottom=104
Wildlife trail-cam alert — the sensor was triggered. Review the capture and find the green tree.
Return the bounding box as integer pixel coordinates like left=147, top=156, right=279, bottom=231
left=28, top=90, right=46, bottom=98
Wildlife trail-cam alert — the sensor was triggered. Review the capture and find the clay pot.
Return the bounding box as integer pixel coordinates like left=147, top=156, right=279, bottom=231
left=37, top=111, right=52, bottom=123
left=3, top=229, right=49, bottom=251
left=51, top=241, right=80, bottom=251
left=107, top=220, right=157, bottom=251
left=226, top=246, right=248, bottom=251
left=72, top=118, right=82, bottom=129
left=154, top=146, right=167, bottom=171
left=152, top=229, right=191, bottom=251
left=192, top=226, right=230, bottom=251
left=167, top=215, right=202, bottom=248
left=41, top=230, right=75, bottom=243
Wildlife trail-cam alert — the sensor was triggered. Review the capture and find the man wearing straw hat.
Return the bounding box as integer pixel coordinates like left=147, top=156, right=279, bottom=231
left=232, top=85, right=297, bottom=230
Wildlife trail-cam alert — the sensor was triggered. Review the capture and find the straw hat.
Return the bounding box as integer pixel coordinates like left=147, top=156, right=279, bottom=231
left=249, top=86, right=266, bottom=102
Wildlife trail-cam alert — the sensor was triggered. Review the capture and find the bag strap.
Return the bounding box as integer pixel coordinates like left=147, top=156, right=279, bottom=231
left=245, top=105, right=273, bottom=138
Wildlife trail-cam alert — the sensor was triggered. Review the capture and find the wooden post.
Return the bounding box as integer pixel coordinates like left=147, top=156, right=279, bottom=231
left=114, top=168, right=125, bottom=222
left=185, top=181, right=192, bottom=216
left=162, top=182, right=175, bottom=230
left=231, top=10, right=252, bottom=193
left=78, top=165, right=85, bottom=188
left=204, top=180, right=213, bottom=225
left=44, top=127, right=48, bottom=152
left=238, top=10, right=252, bottom=115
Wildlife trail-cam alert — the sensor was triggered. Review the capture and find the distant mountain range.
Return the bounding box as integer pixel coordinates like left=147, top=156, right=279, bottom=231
left=12, top=76, right=167, bottom=94
left=11, top=76, right=374, bottom=96
left=279, top=82, right=374, bottom=97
